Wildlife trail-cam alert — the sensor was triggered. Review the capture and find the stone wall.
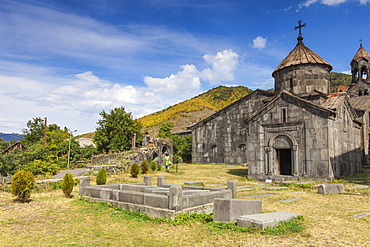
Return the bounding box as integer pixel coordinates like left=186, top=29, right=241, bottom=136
left=191, top=90, right=274, bottom=164
left=91, top=136, right=173, bottom=168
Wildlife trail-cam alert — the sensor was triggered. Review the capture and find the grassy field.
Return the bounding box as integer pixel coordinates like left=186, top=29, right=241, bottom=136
left=1, top=163, right=370, bottom=246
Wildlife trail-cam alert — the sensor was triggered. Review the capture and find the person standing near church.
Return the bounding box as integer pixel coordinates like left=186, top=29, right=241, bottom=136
left=164, top=153, right=171, bottom=172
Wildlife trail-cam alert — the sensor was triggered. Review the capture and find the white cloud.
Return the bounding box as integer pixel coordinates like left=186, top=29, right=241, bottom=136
left=299, top=0, right=369, bottom=8
left=252, top=36, right=268, bottom=50
left=201, top=50, right=239, bottom=85
left=144, top=64, right=201, bottom=96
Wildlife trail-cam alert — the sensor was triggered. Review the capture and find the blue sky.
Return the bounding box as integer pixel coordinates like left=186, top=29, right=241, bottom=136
left=1, top=0, right=369, bottom=135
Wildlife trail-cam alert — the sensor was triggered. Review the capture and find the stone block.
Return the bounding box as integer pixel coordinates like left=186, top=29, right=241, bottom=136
left=237, top=212, right=300, bottom=230
left=317, top=184, right=345, bottom=194
left=157, top=176, right=165, bottom=187
left=144, top=193, right=169, bottom=209
left=213, top=199, right=262, bottom=222
left=169, top=186, right=182, bottom=210
left=227, top=180, right=237, bottom=198
left=118, top=191, right=144, bottom=204
left=144, top=176, right=152, bottom=186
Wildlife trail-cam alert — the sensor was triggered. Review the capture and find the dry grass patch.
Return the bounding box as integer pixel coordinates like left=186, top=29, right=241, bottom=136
left=1, top=163, right=370, bottom=246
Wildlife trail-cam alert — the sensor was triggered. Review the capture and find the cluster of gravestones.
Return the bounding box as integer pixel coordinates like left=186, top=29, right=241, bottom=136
left=211, top=182, right=370, bottom=229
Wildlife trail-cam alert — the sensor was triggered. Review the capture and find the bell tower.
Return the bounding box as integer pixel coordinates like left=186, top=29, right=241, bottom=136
left=351, top=41, right=370, bottom=83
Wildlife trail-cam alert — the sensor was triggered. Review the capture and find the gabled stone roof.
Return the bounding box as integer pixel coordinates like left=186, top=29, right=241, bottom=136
left=349, top=95, right=370, bottom=112
left=245, top=90, right=336, bottom=124
left=190, top=89, right=274, bottom=129
left=273, top=37, right=332, bottom=75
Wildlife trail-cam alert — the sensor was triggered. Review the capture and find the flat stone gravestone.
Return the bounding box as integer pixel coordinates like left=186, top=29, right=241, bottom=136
left=353, top=184, right=370, bottom=189
left=348, top=212, right=370, bottom=219
left=184, top=181, right=203, bottom=186
left=318, top=184, right=345, bottom=194
left=213, top=198, right=262, bottom=222
left=268, top=187, right=288, bottom=190
left=278, top=198, right=300, bottom=203
left=244, top=194, right=274, bottom=198
left=280, top=181, right=295, bottom=185
left=296, top=182, right=313, bottom=185
left=237, top=188, right=255, bottom=192
left=237, top=212, right=300, bottom=230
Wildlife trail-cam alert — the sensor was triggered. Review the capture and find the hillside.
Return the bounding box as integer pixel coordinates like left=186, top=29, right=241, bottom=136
left=330, top=72, right=352, bottom=93
left=138, top=85, right=253, bottom=136
left=0, top=132, right=23, bottom=141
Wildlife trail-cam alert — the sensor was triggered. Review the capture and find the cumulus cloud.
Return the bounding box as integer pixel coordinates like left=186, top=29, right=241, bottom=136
left=144, top=50, right=239, bottom=92
left=252, top=36, right=268, bottom=50
left=201, top=49, right=239, bottom=85
left=144, top=64, right=201, bottom=95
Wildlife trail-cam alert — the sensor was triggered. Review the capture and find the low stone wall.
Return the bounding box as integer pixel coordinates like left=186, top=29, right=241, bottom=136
left=79, top=176, right=235, bottom=219
left=0, top=176, right=12, bottom=183
left=86, top=165, right=123, bottom=174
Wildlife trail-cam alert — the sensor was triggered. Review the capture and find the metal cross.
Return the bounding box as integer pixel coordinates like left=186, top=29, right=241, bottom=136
left=360, top=39, right=363, bottom=47
left=294, top=20, right=306, bottom=36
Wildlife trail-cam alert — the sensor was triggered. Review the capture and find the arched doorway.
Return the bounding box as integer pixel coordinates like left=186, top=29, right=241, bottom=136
left=273, top=135, right=293, bottom=175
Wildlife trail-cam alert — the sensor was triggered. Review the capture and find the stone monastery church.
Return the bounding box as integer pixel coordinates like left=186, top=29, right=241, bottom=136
left=190, top=23, right=370, bottom=181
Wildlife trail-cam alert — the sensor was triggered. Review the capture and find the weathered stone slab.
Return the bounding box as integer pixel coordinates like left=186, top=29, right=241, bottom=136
left=244, top=194, right=274, bottom=198
left=237, top=188, right=255, bottom=191
left=237, top=212, right=300, bottom=230
left=213, top=198, right=262, bottom=222
left=280, top=181, right=295, bottom=185
left=296, top=181, right=313, bottom=185
left=227, top=180, right=237, bottom=199
left=184, top=181, right=203, bottom=186
left=278, top=198, right=300, bottom=203
left=352, top=184, right=370, bottom=189
left=268, top=187, right=288, bottom=190
left=348, top=212, right=370, bottom=219
left=317, top=184, right=345, bottom=194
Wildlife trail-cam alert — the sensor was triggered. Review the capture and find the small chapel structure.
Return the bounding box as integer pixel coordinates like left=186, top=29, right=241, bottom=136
left=190, top=21, right=370, bottom=181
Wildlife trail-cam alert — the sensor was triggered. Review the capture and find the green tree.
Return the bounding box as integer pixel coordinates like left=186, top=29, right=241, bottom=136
left=150, top=160, right=157, bottom=171
left=130, top=163, right=140, bottom=178
left=141, top=160, right=149, bottom=174
left=61, top=173, right=74, bottom=197
left=11, top=170, right=35, bottom=202
left=94, top=107, right=143, bottom=153
left=158, top=122, right=174, bottom=138
left=22, top=117, right=45, bottom=146
left=96, top=168, right=107, bottom=185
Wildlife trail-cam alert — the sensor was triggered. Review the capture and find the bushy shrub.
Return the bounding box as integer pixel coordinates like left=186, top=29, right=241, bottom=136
left=150, top=160, right=157, bottom=171
left=141, top=160, right=149, bottom=174
left=11, top=170, right=35, bottom=202
left=96, top=168, right=107, bottom=185
left=130, top=163, right=139, bottom=178
left=157, top=163, right=162, bottom=171
left=23, top=159, right=60, bottom=176
left=61, top=173, right=74, bottom=197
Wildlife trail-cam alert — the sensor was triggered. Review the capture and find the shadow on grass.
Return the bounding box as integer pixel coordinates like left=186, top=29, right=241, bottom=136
left=227, top=168, right=248, bottom=178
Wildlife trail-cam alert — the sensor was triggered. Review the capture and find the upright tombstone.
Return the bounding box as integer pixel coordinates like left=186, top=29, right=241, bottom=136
left=227, top=180, right=237, bottom=199
left=144, top=175, right=152, bottom=186
left=157, top=176, right=165, bottom=187
left=169, top=186, right=182, bottom=211
left=79, top=177, right=91, bottom=196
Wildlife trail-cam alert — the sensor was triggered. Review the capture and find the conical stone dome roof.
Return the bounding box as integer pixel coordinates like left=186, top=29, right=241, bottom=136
left=352, top=45, right=370, bottom=61
left=273, top=36, right=332, bottom=76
